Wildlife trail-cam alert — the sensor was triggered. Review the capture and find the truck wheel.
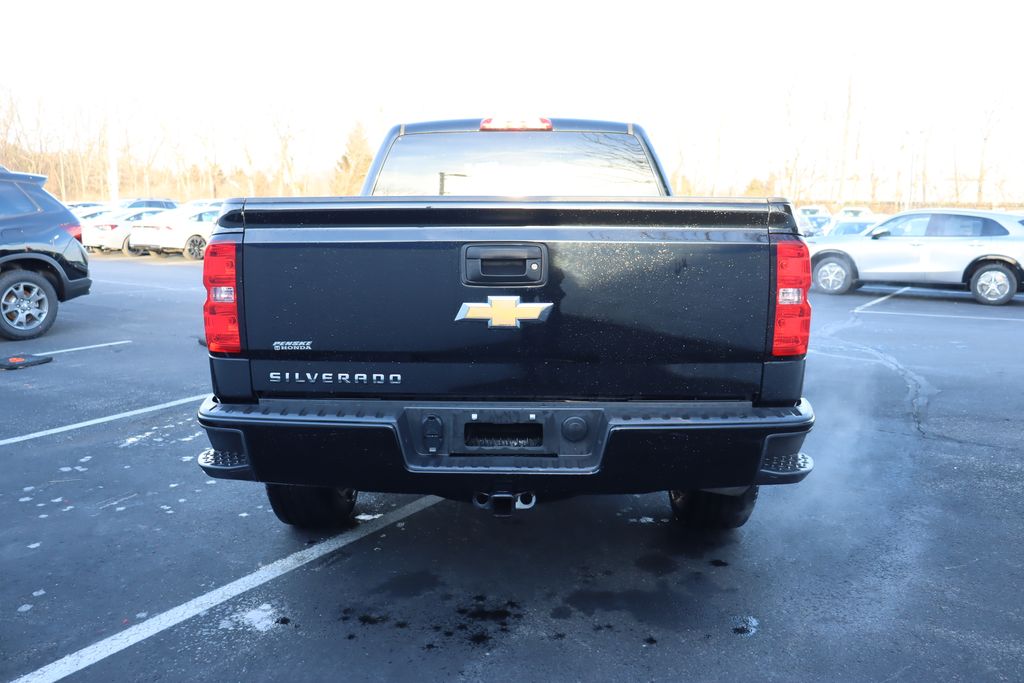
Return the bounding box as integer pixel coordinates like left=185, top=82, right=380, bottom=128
left=668, top=486, right=758, bottom=530
left=265, top=484, right=357, bottom=528
left=813, top=257, right=854, bottom=294
left=0, top=270, right=59, bottom=341
left=970, top=263, right=1017, bottom=305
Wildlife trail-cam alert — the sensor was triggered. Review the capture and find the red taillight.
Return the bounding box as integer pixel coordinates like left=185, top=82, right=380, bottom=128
left=203, top=242, right=241, bottom=353
left=771, top=237, right=812, bottom=357
left=61, top=222, right=82, bottom=241
left=479, top=117, right=552, bottom=131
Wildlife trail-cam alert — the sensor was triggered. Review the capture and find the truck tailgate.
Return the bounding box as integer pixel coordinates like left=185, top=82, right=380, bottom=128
left=238, top=200, right=773, bottom=401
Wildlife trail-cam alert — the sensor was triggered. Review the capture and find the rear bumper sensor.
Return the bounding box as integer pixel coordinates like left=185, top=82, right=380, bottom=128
left=197, top=397, right=814, bottom=495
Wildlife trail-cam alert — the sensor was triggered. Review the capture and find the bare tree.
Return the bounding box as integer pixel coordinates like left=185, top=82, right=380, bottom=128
left=331, top=123, right=373, bottom=196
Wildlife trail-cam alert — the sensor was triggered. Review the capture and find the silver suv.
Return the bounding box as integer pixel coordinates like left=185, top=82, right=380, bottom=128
left=806, top=209, right=1024, bottom=305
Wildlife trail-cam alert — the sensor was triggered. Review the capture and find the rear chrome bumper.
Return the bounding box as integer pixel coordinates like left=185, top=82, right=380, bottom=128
left=197, top=397, right=814, bottom=496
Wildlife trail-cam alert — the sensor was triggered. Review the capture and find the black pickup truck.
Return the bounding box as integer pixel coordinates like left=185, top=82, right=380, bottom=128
left=197, top=118, right=814, bottom=530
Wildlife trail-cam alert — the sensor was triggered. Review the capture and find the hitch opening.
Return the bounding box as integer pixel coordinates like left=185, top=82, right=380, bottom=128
left=472, top=491, right=537, bottom=516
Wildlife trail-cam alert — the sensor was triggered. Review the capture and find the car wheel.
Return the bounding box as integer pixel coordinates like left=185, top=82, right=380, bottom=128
left=0, top=270, right=59, bottom=341
left=668, top=486, right=758, bottom=529
left=265, top=484, right=358, bottom=528
left=814, top=257, right=854, bottom=294
left=182, top=235, right=207, bottom=261
left=121, top=237, right=144, bottom=256
left=970, top=263, right=1017, bottom=306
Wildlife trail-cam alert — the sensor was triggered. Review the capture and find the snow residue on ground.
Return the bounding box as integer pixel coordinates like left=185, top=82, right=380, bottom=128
left=218, top=603, right=280, bottom=633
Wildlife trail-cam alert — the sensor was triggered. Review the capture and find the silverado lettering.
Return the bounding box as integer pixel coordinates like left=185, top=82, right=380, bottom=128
left=198, top=118, right=815, bottom=531
left=268, top=372, right=402, bottom=384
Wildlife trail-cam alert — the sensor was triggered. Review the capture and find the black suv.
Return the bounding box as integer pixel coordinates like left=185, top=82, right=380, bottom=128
left=0, top=167, right=91, bottom=340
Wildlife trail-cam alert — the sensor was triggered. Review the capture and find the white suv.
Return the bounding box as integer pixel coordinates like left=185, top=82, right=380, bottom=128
left=806, top=209, right=1024, bottom=305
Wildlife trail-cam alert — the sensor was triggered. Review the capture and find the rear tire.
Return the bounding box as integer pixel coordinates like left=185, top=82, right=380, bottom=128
left=970, top=263, right=1017, bottom=305
left=122, top=237, right=144, bottom=256
left=265, top=484, right=357, bottom=528
left=182, top=235, right=207, bottom=261
left=669, top=486, right=758, bottom=530
left=813, top=257, right=854, bottom=294
left=0, top=270, right=59, bottom=341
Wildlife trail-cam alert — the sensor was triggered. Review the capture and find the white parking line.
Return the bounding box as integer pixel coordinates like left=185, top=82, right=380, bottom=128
left=37, top=340, right=132, bottom=356
left=852, top=286, right=911, bottom=313
left=857, top=310, right=1024, bottom=323
left=0, top=394, right=208, bottom=448
left=13, top=495, right=442, bottom=683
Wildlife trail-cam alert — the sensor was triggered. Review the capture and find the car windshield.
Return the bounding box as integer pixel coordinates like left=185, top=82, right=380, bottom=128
left=372, top=131, right=662, bottom=196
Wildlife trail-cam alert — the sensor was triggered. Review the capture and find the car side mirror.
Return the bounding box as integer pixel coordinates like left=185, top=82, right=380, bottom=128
left=871, top=229, right=890, bottom=240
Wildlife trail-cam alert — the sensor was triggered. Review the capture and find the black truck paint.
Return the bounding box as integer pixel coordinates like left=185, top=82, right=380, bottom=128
left=197, top=119, right=813, bottom=526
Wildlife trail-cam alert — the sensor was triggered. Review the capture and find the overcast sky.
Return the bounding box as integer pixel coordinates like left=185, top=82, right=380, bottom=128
left=4, top=0, right=1022, bottom=197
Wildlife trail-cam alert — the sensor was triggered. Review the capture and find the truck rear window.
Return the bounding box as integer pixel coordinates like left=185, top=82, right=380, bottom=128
left=372, top=131, right=662, bottom=197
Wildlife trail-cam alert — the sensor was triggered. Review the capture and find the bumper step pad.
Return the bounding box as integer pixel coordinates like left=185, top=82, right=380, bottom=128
left=197, top=448, right=254, bottom=481
left=757, top=452, right=813, bottom=484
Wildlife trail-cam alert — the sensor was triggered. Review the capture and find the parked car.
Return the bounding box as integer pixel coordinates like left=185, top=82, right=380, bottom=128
left=129, top=207, right=221, bottom=259
left=67, top=201, right=106, bottom=211
left=835, top=206, right=873, bottom=219
left=824, top=216, right=887, bottom=237
left=75, top=206, right=117, bottom=221
left=0, top=168, right=91, bottom=340
left=798, top=204, right=832, bottom=231
left=181, top=199, right=223, bottom=209
left=807, top=209, right=1024, bottom=304
left=795, top=212, right=821, bottom=236
left=114, top=197, right=178, bottom=210
left=82, top=207, right=169, bottom=255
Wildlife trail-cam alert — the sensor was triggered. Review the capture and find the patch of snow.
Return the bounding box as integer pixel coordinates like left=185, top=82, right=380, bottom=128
left=32, top=590, right=45, bottom=597
left=222, top=603, right=279, bottom=633
left=27, top=542, right=40, bottom=549
left=120, top=431, right=155, bottom=448
left=18, top=604, right=32, bottom=613
left=355, top=513, right=383, bottom=521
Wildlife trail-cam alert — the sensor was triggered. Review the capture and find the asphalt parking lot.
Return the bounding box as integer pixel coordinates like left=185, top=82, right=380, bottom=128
left=3, top=254, right=1023, bottom=682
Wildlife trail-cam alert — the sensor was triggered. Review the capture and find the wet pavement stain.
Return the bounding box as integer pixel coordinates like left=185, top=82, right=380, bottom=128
left=564, top=582, right=695, bottom=629
left=550, top=605, right=573, bottom=619
left=372, top=570, right=443, bottom=598
left=710, top=559, right=729, bottom=567
left=634, top=553, right=678, bottom=576
left=358, top=614, right=389, bottom=625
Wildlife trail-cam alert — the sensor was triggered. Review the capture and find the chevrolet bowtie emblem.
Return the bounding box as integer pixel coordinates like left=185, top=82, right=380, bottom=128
left=455, top=296, right=554, bottom=328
